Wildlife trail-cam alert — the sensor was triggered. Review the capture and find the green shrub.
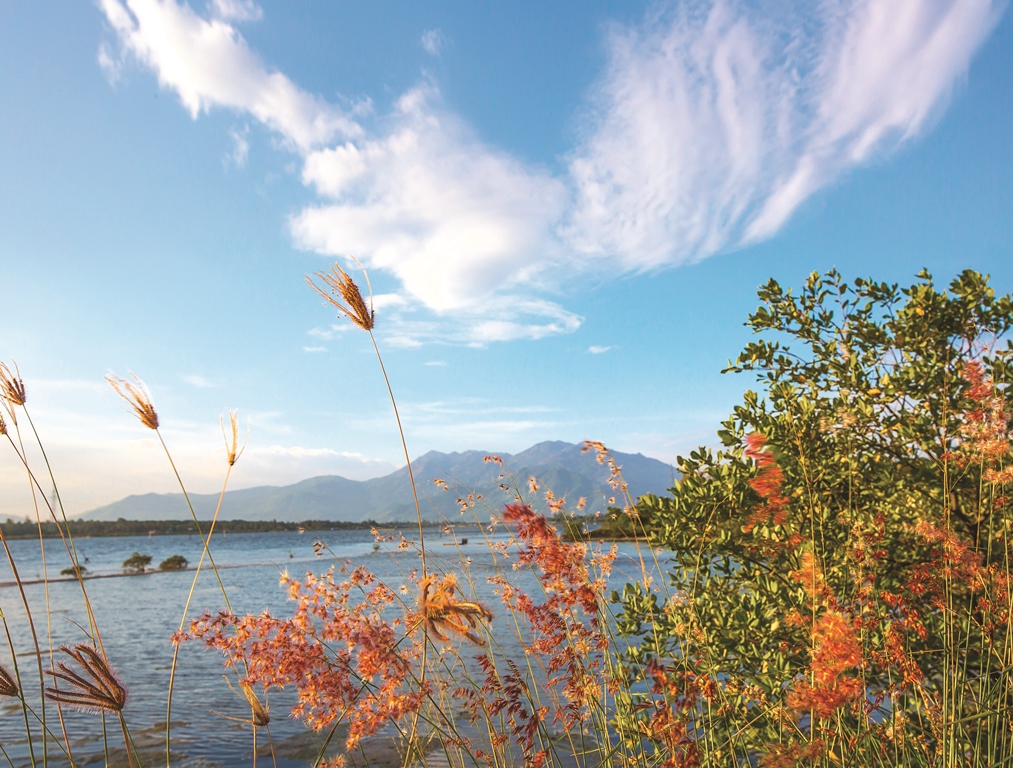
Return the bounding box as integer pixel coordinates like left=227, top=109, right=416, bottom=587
left=60, top=564, right=87, bottom=577
left=621, top=269, right=1013, bottom=765
left=122, top=552, right=152, bottom=574
left=158, top=554, right=188, bottom=571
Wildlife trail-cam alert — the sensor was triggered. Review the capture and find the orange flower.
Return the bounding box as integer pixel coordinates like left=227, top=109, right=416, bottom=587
left=788, top=611, right=863, bottom=718
left=186, top=566, right=423, bottom=749
left=743, top=433, right=789, bottom=532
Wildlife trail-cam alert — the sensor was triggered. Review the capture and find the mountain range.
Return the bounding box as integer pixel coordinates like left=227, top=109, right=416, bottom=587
left=78, top=441, right=677, bottom=522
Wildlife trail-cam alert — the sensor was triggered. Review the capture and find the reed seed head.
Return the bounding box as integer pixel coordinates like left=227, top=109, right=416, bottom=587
left=0, top=664, right=18, bottom=698
left=211, top=678, right=271, bottom=728
left=418, top=573, right=493, bottom=646
left=45, top=644, right=127, bottom=714
left=306, top=259, right=375, bottom=331
left=241, top=682, right=270, bottom=727
left=0, top=411, right=6, bottom=437
left=0, top=360, right=26, bottom=407
left=106, top=373, right=159, bottom=430
left=221, top=408, right=248, bottom=467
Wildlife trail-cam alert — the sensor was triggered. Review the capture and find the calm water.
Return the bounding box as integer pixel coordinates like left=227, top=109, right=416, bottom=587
left=0, top=528, right=658, bottom=767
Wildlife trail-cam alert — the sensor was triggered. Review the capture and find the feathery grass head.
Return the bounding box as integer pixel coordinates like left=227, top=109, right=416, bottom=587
left=221, top=408, right=248, bottom=467
left=0, top=360, right=26, bottom=407
left=45, top=644, right=127, bottom=714
left=306, top=259, right=375, bottom=331
left=106, top=373, right=159, bottom=430
left=0, top=411, right=6, bottom=437
left=0, top=663, right=18, bottom=698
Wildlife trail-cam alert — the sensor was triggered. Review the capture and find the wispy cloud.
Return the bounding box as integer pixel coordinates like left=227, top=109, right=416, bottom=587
left=588, top=345, right=613, bottom=354
left=344, top=293, right=582, bottom=348
left=225, top=124, right=250, bottom=167
left=97, top=42, right=123, bottom=84
left=210, top=0, right=262, bottom=23
left=244, top=445, right=396, bottom=481
left=99, top=0, right=1003, bottom=342
left=567, top=0, right=1003, bottom=267
left=98, top=0, right=360, bottom=150
left=182, top=373, right=214, bottom=387
left=421, top=28, right=445, bottom=56
left=302, top=345, right=327, bottom=353
left=306, top=324, right=348, bottom=340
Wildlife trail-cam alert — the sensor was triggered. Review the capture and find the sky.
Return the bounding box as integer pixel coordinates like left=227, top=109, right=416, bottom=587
left=1, top=0, right=1012, bottom=518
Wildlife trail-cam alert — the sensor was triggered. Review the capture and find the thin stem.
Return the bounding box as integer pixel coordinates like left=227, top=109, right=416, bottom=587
left=11, top=421, right=57, bottom=768
left=154, top=431, right=232, bottom=609
left=367, top=330, right=428, bottom=766
left=0, top=530, right=45, bottom=766
left=0, top=608, right=36, bottom=768
left=165, top=464, right=234, bottom=768
left=20, top=409, right=105, bottom=654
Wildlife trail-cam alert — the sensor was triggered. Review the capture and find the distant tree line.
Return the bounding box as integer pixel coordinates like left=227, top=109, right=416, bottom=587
left=0, top=517, right=458, bottom=540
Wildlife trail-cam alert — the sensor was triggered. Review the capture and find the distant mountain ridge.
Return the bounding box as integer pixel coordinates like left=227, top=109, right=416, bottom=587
left=79, top=441, right=677, bottom=522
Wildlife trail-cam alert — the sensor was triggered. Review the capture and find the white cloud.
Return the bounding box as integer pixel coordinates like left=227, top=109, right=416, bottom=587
left=98, top=42, right=123, bottom=84
left=209, top=0, right=262, bottom=22
left=302, top=345, right=327, bottom=353
left=385, top=336, right=424, bottom=349
left=182, top=374, right=214, bottom=387
left=371, top=292, right=409, bottom=311
left=226, top=124, right=250, bottom=167
left=294, top=85, right=568, bottom=313
left=421, top=28, right=445, bottom=56
left=362, top=294, right=582, bottom=348
left=245, top=445, right=396, bottom=481
left=98, top=0, right=359, bottom=151
left=410, top=400, right=556, bottom=417
left=567, top=0, right=1003, bottom=267
left=588, top=345, right=613, bottom=354
left=99, top=0, right=1003, bottom=342
left=306, top=324, right=347, bottom=340
left=424, top=361, right=447, bottom=367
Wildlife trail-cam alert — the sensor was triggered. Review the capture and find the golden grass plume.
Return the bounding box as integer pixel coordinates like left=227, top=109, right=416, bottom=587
left=0, top=360, right=26, bottom=407
left=306, top=259, right=375, bottom=331
left=106, top=372, right=159, bottom=431
left=221, top=408, right=248, bottom=467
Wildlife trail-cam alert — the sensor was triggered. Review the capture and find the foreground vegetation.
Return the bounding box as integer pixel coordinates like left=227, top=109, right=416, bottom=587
left=0, top=267, right=1011, bottom=767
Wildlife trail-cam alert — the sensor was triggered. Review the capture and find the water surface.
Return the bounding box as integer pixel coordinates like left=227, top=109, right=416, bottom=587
left=0, top=528, right=657, bottom=767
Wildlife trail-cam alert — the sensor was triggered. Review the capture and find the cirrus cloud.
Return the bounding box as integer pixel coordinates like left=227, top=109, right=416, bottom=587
left=566, top=0, right=1003, bottom=268
left=98, top=0, right=1005, bottom=342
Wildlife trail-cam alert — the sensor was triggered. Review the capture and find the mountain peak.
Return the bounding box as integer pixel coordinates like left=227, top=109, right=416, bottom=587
left=79, top=441, right=675, bottom=523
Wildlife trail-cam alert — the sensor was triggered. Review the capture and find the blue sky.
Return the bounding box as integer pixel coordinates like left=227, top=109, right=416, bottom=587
left=1, top=0, right=1011, bottom=517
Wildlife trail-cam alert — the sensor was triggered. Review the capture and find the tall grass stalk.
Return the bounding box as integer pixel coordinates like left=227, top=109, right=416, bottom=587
left=163, top=410, right=248, bottom=768
left=306, top=260, right=430, bottom=764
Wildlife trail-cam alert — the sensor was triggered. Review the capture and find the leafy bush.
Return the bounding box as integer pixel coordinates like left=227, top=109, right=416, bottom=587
left=60, top=565, right=88, bottom=577
left=158, top=554, right=188, bottom=571
left=619, top=269, right=1013, bottom=765
left=121, top=552, right=152, bottom=574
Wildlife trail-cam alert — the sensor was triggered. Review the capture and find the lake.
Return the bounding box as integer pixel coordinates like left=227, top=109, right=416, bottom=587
left=0, top=527, right=657, bottom=767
